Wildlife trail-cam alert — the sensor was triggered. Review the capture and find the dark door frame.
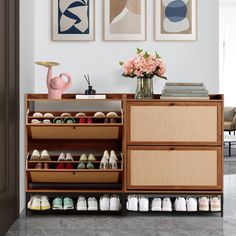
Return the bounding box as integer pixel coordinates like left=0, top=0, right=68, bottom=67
left=0, top=0, right=19, bottom=234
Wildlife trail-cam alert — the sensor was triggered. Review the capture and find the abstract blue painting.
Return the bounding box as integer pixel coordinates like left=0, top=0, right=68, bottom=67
left=155, top=0, right=197, bottom=41
left=53, top=0, right=94, bottom=41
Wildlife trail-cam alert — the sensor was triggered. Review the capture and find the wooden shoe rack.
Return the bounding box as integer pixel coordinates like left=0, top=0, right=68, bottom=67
left=25, top=94, right=224, bottom=216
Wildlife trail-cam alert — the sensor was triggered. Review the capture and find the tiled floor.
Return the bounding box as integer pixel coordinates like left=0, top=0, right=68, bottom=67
left=6, top=147, right=236, bottom=236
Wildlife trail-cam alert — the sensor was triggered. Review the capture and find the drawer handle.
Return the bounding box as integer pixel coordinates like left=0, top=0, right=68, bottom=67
left=73, top=172, right=76, bottom=175
left=169, top=103, right=176, bottom=106
left=170, top=147, right=175, bottom=151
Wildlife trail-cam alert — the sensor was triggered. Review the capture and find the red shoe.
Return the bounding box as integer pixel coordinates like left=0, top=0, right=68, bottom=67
left=65, top=163, right=73, bottom=169
left=87, top=118, right=93, bottom=124
left=56, top=163, right=64, bottom=169
left=79, top=117, right=86, bottom=123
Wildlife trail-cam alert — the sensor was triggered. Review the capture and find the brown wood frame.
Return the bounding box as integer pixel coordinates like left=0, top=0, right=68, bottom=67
left=126, top=100, right=223, bottom=146
left=126, top=146, right=223, bottom=191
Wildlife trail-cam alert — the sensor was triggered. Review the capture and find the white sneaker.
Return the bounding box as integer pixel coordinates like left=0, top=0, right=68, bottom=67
left=31, top=150, right=40, bottom=161
left=88, top=197, right=98, bottom=211
left=162, top=198, right=172, bottom=212
left=99, top=195, right=110, bottom=211
left=109, top=150, right=118, bottom=169
left=58, top=153, right=65, bottom=161
left=186, top=197, right=197, bottom=212
left=110, top=195, right=120, bottom=211
left=100, top=150, right=109, bottom=169
left=210, top=197, right=221, bottom=212
left=198, top=197, right=209, bottom=211
left=151, top=198, right=162, bottom=211
left=41, top=150, right=50, bottom=161
left=76, top=196, right=87, bottom=211
left=41, top=196, right=50, bottom=210
left=66, top=153, right=73, bottom=161
left=139, top=197, right=149, bottom=212
left=175, top=197, right=186, bottom=211
left=30, top=195, right=41, bottom=210
left=127, top=195, right=138, bottom=211
left=27, top=196, right=34, bottom=209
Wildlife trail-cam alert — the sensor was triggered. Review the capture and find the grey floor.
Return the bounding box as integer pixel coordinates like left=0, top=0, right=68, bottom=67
left=6, top=146, right=236, bottom=236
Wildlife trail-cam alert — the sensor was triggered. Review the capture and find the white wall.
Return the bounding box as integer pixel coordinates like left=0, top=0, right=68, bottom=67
left=20, top=0, right=35, bottom=213
left=34, top=0, right=219, bottom=94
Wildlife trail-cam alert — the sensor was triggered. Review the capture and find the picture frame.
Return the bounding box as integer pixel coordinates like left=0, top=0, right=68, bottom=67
left=52, top=0, right=95, bottom=41
left=104, top=0, right=146, bottom=41
left=155, top=0, right=197, bottom=41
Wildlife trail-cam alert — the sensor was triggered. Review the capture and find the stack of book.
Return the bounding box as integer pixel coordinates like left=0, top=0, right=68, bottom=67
left=160, top=82, right=209, bottom=100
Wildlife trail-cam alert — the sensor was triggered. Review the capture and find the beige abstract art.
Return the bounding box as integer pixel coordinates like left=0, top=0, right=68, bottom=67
left=104, top=0, right=146, bottom=41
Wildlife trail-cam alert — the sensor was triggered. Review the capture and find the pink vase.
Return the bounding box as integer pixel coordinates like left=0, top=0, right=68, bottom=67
left=46, top=66, right=72, bottom=99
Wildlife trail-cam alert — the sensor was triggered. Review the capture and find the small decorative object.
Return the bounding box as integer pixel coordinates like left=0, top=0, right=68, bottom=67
left=120, top=48, right=167, bottom=99
left=104, top=0, right=146, bottom=41
left=52, top=0, right=95, bottom=41
left=84, top=74, right=96, bottom=95
left=155, top=0, right=197, bottom=41
left=35, top=61, right=72, bottom=99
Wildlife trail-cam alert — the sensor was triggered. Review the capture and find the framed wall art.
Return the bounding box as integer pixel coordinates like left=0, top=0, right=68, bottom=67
left=52, top=0, right=95, bottom=41
left=155, top=0, right=197, bottom=41
left=104, top=0, right=146, bottom=41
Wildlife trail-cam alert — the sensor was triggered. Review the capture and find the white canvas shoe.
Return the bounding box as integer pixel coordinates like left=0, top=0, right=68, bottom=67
left=175, top=197, right=187, bottom=211
left=31, top=150, right=40, bottom=161
left=99, top=195, right=110, bottom=211
left=30, top=195, right=41, bottom=210
left=58, top=153, right=65, bottom=161
left=41, top=150, right=50, bottom=161
left=210, top=197, right=221, bottom=212
left=151, top=198, right=162, bottom=211
left=186, top=197, right=197, bottom=212
left=100, top=150, right=109, bottom=169
left=162, top=198, right=172, bottom=212
left=198, top=197, right=209, bottom=211
left=65, top=153, right=73, bottom=161
left=127, top=195, right=138, bottom=211
left=33, top=112, right=43, bottom=117
left=31, top=119, right=42, bottom=124
left=139, top=197, right=149, bottom=212
left=41, top=196, right=50, bottom=211
left=110, top=195, right=120, bottom=211
left=76, top=196, right=87, bottom=211
left=88, top=197, right=98, bottom=211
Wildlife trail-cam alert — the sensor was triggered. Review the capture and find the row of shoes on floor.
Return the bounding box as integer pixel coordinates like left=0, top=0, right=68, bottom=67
left=31, top=112, right=119, bottom=124
left=127, top=196, right=221, bottom=212
left=28, top=195, right=121, bottom=211
left=30, top=150, right=119, bottom=170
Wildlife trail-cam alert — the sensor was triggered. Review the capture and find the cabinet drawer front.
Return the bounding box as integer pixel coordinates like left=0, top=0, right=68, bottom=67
left=128, top=103, right=222, bottom=145
left=127, top=147, right=222, bottom=190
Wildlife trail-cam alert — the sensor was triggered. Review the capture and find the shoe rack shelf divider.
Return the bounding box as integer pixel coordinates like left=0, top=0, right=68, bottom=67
left=25, top=94, right=224, bottom=216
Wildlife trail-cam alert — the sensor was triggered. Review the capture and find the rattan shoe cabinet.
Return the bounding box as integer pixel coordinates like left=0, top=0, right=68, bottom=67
left=25, top=94, right=224, bottom=216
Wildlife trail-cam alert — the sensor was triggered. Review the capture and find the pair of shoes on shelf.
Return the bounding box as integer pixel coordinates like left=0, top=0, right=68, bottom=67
left=99, top=195, right=121, bottom=211
left=100, top=150, right=118, bottom=169
left=53, top=197, right=74, bottom=210
left=33, top=112, right=53, bottom=118
left=58, top=153, right=73, bottom=161
left=53, top=117, right=75, bottom=124
left=30, top=150, right=50, bottom=161
left=126, top=195, right=148, bottom=212
left=151, top=198, right=172, bottom=212
left=35, top=162, right=50, bottom=169
left=198, top=197, right=221, bottom=212
left=78, top=153, right=96, bottom=169
left=104, top=118, right=116, bottom=124
left=77, top=197, right=98, bottom=211
left=56, top=163, right=73, bottom=169
left=79, top=117, right=93, bottom=124
left=28, top=195, right=50, bottom=211
left=94, top=111, right=118, bottom=118
left=31, top=119, right=51, bottom=124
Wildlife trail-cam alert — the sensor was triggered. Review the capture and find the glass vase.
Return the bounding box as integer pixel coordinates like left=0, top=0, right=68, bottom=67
left=135, top=77, right=153, bottom=99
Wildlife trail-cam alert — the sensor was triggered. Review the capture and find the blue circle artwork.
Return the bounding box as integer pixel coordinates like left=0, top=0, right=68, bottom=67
left=165, top=0, right=187, bottom=23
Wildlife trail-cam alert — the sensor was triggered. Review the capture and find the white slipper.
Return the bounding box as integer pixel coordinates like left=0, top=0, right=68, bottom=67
left=31, top=150, right=40, bottom=161
left=41, top=150, right=50, bottom=161
left=31, top=119, right=42, bottom=124
left=33, top=112, right=43, bottom=117
left=44, top=113, right=54, bottom=118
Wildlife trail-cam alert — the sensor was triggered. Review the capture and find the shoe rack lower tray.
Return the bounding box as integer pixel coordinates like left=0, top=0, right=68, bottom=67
left=27, top=169, right=122, bottom=183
